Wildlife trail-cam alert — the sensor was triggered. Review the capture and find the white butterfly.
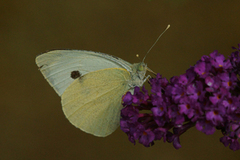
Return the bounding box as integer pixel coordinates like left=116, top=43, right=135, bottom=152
left=36, top=25, right=169, bottom=137
left=36, top=50, right=149, bottom=137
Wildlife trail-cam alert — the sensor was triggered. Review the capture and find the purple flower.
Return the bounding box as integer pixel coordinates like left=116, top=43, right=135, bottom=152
left=219, top=72, right=237, bottom=90
left=190, top=102, right=204, bottom=122
left=205, top=76, right=221, bottom=92
left=151, top=108, right=167, bottom=127
left=209, top=92, right=224, bottom=105
left=120, top=44, right=240, bottom=151
left=186, top=81, right=205, bottom=101
left=154, top=127, right=168, bottom=141
left=220, top=135, right=240, bottom=151
left=210, top=50, right=232, bottom=70
left=138, top=129, right=155, bottom=147
left=194, top=61, right=207, bottom=76
left=205, top=106, right=225, bottom=126
left=166, top=83, right=185, bottom=103
left=122, top=92, right=133, bottom=106
left=172, top=136, right=182, bottom=149
left=168, top=104, right=185, bottom=125
left=166, top=132, right=182, bottom=149
left=132, top=86, right=149, bottom=105
left=178, top=97, right=195, bottom=119
left=196, top=119, right=216, bottom=135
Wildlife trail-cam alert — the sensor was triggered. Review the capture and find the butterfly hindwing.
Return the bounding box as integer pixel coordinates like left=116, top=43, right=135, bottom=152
left=61, top=68, right=131, bottom=137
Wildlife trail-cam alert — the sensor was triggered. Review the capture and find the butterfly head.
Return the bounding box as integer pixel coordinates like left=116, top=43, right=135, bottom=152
left=129, top=62, right=148, bottom=87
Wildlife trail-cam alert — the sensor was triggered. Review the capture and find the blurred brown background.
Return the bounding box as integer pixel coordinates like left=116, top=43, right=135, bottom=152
left=1, top=0, right=240, bottom=159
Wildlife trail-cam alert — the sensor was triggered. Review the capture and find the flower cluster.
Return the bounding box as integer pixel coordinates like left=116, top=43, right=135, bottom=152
left=120, top=44, right=240, bottom=151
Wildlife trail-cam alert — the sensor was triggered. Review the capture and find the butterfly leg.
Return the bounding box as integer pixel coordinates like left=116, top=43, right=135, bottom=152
left=143, top=75, right=151, bottom=84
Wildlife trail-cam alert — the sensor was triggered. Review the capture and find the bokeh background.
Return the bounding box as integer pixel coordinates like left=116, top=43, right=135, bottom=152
left=1, top=0, right=240, bottom=159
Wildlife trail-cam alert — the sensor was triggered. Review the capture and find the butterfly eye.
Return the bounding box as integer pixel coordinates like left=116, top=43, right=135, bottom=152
left=138, top=64, right=144, bottom=71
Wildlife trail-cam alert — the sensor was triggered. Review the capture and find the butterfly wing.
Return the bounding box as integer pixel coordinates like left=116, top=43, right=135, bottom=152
left=36, top=50, right=132, bottom=96
left=61, top=68, right=131, bottom=137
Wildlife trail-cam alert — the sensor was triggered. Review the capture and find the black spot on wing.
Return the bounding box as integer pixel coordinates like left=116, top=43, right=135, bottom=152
left=71, top=71, right=82, bottom=79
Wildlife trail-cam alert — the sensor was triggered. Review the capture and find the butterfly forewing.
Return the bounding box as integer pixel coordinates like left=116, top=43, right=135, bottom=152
left=36, top=50, right=132, bottom=96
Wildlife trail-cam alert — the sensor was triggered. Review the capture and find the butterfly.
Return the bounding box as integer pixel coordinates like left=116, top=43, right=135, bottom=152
left=36, top=25, right=169, bottom=137
left=36, top=50, right=149, bottom=137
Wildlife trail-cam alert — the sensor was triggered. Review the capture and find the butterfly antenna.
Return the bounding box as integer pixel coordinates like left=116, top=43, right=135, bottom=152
left=142, top=24, right=170, bottom=62
left=136, top=54, right=141, bottom=60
